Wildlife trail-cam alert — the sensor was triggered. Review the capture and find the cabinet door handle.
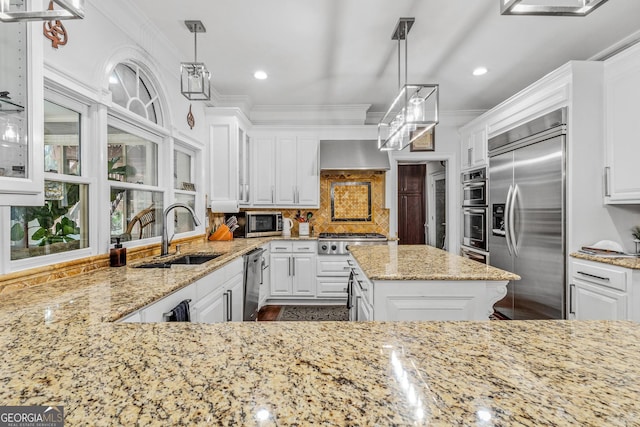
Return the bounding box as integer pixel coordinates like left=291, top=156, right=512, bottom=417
left=577, top=271, right=610, bottom=281
left=355, top=296, right=361, bottom=321
left=271, top=186, right=275, bottom=203
left=292, top=257, right=296, bottom=276
left=569, top=284, right=575, bottom=315
left=604, top=166, right=611, bottom=197
left=227, top=289, right=233, bottom=321
left=298, top=247, right=310, bottom=250
left=260, top=259, right=264, bottom=285
left=468, top=147, right=472, bottom=166
left=288, top=257, right=291, bottom=276
left=343, top=266, right=352, bottom=270
left=223, top=291, right=229, bottom=322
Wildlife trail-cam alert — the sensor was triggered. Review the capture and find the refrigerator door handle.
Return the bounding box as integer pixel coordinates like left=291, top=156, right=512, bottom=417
left=504, top=184, right=514, bottom=256
left=510, top=184, right=520, bottom=257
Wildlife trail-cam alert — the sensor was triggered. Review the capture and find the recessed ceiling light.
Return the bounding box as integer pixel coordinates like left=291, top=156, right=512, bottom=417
left=254, top=70, right=268, bottom=80
left=473, top=67, right=488, bottom=76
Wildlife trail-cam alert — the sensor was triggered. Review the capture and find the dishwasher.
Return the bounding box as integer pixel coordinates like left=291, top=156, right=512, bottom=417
left=243, top=247, right=265, bottom=321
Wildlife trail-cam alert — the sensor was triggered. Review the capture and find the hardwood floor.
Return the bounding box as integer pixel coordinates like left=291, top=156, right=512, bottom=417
left=257, top=305, right=282, bottom=321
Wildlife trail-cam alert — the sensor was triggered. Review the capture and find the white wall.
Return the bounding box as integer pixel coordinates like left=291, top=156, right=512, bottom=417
left=42, top=1, right=207, bottom=141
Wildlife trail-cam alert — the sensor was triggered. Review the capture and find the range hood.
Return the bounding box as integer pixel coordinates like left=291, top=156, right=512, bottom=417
left=320, top=140, right=390, bottom=171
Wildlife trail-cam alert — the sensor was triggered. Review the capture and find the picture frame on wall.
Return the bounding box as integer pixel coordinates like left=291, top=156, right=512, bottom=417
left=410, top=127, right=435, bottom=152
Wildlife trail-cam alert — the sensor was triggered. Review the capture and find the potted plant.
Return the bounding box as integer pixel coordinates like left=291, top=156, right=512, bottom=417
left=632, top=226, right=640, bottom=254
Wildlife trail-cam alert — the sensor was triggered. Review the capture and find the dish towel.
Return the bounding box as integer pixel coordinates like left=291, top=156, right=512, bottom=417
left=168, top=299, right=191, bottom=322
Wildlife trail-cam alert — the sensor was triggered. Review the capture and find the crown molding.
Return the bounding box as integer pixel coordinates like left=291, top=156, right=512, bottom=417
left=249, top=104, right=370, bottom=126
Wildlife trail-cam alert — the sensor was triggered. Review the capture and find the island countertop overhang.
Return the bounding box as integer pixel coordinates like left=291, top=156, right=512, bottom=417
left=349, top=244, right=520, bottom=281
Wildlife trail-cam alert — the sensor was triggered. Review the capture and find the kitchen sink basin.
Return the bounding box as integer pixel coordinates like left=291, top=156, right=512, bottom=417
left=169, top=254, right=221, bottom=265
left=134, top=254, right=221, bottom=268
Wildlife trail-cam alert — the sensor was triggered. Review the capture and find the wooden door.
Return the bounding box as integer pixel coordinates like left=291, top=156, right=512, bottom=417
left=398, top=164, right=426, bottom=245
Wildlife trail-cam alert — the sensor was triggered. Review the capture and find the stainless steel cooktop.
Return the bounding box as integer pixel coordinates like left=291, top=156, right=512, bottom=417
left=317, top=233, right=387, bottom=255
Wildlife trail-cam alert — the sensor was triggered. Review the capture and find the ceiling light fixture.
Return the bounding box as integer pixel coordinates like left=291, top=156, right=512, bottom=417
left=254, top=70, right=268, bottom=80
left=180, top=20, right=211, bottom=101
left=378, top=18, right=439, bottom=152
left=473, top=67, right=488, bottom=76
left=500, top=0, right=609, bottom=16
left=0, top=0, right=84, bottom=22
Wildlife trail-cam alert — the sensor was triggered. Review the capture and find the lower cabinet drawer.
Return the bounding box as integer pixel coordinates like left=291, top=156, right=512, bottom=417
left=572, top=260, right=627, bottom=291
left=316, top=277, right=348, bottom=298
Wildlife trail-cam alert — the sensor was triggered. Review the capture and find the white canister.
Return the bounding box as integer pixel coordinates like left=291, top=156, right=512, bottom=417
left=299, top=222, right=310, bottom=236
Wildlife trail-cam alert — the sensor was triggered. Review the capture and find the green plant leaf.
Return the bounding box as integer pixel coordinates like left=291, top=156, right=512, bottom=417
left=32, top=228, right=47, bottom=240
left=10, top=223, right=24, bottom=241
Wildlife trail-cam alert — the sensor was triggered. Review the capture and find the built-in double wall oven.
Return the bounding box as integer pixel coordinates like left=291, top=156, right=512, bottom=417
left=461, top=168, right=489, bottom=264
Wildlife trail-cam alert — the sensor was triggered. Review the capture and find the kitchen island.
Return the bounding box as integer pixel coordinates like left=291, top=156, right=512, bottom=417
left=1, top=240, right=638, bottom=425
left=348, top=244, right=520, bottom=321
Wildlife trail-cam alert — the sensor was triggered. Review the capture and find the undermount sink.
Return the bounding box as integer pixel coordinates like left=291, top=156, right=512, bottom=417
left=169, top=254, right=221, bottom=265
left=134, top=254, right=221, bottom=268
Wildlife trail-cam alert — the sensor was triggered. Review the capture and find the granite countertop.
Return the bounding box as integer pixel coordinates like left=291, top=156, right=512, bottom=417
left=571, top=252, right=640, bottom=270
left=1, top=307, right=639, bottom=425
left=0, top=240, right=639, bottom=424
left=349, top=244, right=520, bottom=281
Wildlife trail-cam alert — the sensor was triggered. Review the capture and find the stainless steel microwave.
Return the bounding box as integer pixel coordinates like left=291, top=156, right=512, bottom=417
left=245, top=211, right=283, bottom=238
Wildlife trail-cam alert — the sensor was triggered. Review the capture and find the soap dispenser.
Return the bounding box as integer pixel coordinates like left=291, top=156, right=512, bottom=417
left=110, top=237, right=127, bottom=267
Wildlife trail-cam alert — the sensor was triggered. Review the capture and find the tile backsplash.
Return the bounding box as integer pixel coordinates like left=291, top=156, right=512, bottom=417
left=209, top=171, right=389, bottom=237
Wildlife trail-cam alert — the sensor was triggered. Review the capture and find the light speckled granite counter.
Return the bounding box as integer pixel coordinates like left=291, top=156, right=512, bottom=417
left=1, top=240, right=639, bottom=425
left=571, top=252, right=640, bottom=269
left=350, top=244, right=520, bottom=281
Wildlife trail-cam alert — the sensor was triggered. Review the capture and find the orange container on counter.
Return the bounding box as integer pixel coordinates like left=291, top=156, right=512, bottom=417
left=208, top=224, right=233, bottom=241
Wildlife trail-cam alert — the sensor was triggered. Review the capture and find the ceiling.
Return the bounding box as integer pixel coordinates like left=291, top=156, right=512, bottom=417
left=132, top=0, right=640, bottom=114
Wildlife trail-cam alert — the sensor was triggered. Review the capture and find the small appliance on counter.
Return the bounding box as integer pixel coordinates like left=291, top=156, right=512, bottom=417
left=282, top=218, right=293, bottom=237
left=223, top=211, right=283, bottom=238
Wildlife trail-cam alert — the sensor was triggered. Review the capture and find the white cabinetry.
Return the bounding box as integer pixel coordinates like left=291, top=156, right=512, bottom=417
left=0, top=22, right=44, bottom=205
left=252, top=133, right=320, bottom=208
left=347, top=254, right=509, bottom=321
left=568, top=258, right=635, bottom=321
left=603, top=43, right=640, bottom=204
left=275, top=135, right=319, bottom=207
left=137, top=285, right=197, bottom=323
left=316, top=255, right=350, bottom=299
left=269, top=241, right=316, bottom=299
left=460, top=125, right=487, bottom=171
left=119, top=257, right=244, bottom=323
left=252, top=136, right=276, bottom=205
left=207, top=110, right=251, bottom=208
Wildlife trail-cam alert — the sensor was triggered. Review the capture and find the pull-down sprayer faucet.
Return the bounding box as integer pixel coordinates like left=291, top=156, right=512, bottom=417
left=161, top=203, right=201, bottom=256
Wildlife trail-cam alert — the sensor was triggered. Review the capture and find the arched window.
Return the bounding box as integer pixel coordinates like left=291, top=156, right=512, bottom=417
left=108, top=63, right=163, bottom=125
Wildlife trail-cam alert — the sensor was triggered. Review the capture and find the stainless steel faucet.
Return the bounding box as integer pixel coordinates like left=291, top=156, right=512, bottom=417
left=162, top=203, right=202, bottom=256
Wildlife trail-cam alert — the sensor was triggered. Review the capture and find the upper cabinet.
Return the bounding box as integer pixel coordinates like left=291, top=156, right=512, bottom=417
left=603, top=43, right=640, bottom=204
left=275, top=135, right=319, bottom=207
left=460, top=124, right=487, bottom=171
left=0, top=21, right=44, bottom=205
left=207, top=110, right=251, bottom=209
left=253, top=132, right=320, bottom=208
left=252, top=135, right=276, bottom=205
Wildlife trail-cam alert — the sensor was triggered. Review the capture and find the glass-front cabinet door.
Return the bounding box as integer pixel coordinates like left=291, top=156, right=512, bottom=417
left=0, top=13, right=44, bottom=205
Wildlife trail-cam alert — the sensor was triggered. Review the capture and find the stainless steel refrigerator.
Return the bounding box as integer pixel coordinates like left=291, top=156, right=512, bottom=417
left=488, top=108, right=566, bottom=320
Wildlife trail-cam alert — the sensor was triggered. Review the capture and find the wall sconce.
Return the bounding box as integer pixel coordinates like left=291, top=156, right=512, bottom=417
left=0, top=0, right=84, bottom=22
left=180, top=20, right=211, bottom=101
left=500, top=0, right=609, bottom=16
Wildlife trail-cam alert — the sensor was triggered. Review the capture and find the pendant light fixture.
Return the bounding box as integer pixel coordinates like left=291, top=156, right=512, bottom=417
left=500, top=0, right=609, bottom=16
left=180, top=20, right=211, bottom=101
left=0, top=0, right=84, bottom=22
left=378, top=18, right=439, bottom=151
